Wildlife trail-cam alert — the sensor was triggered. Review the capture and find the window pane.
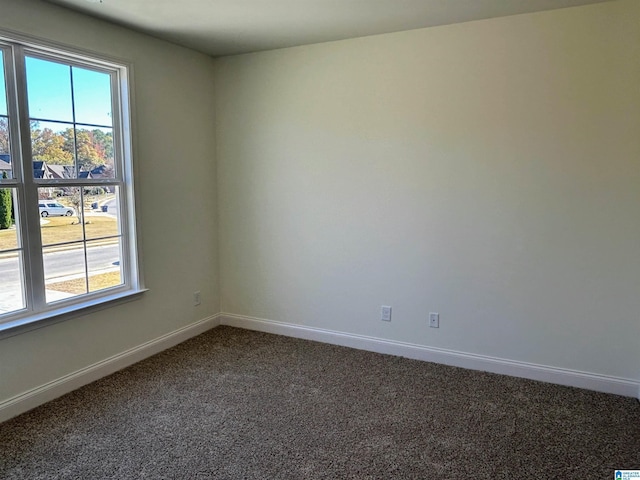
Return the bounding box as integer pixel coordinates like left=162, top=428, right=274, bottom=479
left=76, top=126, right=114, bottom=179
left=30, top=122, right=115, bottom=180
left=0, top=187, right=18, bottom=250
left=39, top=187, right=83, bottom=245
left=0, top=253, right=25, bottom=315
left=26, top=57, right=73, bottom=123
left=72, top=67, right=112, bottom=127
left=31, top=120, right=76, bottom=178
left=0, top=116, right=11, bottom=179
left=87, top=238, right=122, bottom=293
left=0, top=188, right=23, bottom=315
left=85, top=186, right=119, bottom=239
left=0, top=53, right=10, bottom=178
left=0, top=51, right=6, bottom=116
left=43, top=242, right=87, bottom=303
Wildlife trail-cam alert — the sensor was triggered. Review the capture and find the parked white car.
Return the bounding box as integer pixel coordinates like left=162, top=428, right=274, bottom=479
left=38, top=202, right=75, bottom=217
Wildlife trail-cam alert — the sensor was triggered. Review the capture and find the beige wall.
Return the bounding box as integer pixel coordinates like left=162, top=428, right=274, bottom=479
left=0, top=0, right=219, bottom=401
left=215, top=0, right=640, bottom=380
left=1, top=0, right=638, bottom=410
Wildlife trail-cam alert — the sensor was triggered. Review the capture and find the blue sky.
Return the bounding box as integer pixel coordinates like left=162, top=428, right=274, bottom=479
left=25, top=56, right=112, bottom=128
left=1, top=54, right=112, bottom=127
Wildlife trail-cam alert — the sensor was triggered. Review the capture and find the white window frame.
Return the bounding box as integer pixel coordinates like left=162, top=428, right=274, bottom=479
left=0, top=31, right=144, bottom=335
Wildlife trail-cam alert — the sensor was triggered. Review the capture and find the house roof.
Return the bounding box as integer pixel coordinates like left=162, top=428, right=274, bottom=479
left=47, top=164, right=76, bottom=179
left=1, top=159, right=106, bottom=179
left=0, top=159, right=11, bottom=171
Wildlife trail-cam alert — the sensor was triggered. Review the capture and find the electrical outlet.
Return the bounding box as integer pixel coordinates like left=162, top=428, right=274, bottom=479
left=381, top=305, right=392, bottom=322
left=429, top=312, right=439, bottom=328
left=193, top=291, right=201, bottom=306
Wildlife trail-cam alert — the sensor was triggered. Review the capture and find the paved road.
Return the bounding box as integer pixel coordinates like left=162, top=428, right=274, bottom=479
left=96, top=197, right=118, bottom=217
left=0, top=243, right=120, bottom=289
left=44, top=243, right=120, bottom=280
left=106, top=197, right=118, bottom=212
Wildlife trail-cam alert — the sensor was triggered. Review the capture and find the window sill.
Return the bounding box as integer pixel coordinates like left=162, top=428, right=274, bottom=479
left=0, top=288, right=148, bottom=340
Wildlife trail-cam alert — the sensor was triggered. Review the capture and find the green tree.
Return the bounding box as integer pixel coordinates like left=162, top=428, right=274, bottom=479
left=76, top=130, right=105, bottom=172
left=29, top=123, right=112, bottom=173
left=31, top=121, right=74, bottom=164
left=61, top=128, right=111, bottom=173
left=0, top=117, right=9, bottom=154
left=0, top=171, right=12, bottom=230
left=91, top=129, right=113, bottom=163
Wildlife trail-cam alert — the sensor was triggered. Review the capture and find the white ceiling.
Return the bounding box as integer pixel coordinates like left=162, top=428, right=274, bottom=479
left=47, top=0, right=613, bottom=57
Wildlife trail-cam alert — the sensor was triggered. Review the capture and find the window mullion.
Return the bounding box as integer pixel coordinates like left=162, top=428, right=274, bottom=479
left=12, top=46, right=46, bottom=311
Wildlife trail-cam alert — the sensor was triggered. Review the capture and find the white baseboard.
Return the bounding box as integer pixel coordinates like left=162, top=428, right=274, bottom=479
left=0, top=314, right=221, bottom=424
left=3, top=311, right=636, bottom=425
left=219, top=313, right=640, bottom=398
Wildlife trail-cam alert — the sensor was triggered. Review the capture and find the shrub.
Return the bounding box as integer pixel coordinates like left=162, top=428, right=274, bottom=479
left=0, top=172, right=12, bottom=230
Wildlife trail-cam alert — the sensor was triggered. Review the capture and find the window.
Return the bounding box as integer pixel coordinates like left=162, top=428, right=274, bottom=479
left=0, top=34, right=141, bottom=331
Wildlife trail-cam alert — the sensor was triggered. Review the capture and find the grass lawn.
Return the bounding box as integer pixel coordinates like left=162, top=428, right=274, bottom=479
left=47, top=270, right=122, bottom=295
left=0, top=215, right=119, bottom=251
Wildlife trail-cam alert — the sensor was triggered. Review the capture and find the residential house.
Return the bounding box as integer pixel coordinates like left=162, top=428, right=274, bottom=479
left=0, top=157, right=10, bottom=178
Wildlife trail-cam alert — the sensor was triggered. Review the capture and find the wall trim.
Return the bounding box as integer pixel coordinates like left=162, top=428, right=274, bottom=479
left=0, top=314, right=221, bottom=424
left=2, top=311, right=636, bottom=425
left=220, top=313, right=639, bottom=398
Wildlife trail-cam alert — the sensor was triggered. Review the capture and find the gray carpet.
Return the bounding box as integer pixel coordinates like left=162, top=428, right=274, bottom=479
left=1, top=326, right=638, bottom=479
